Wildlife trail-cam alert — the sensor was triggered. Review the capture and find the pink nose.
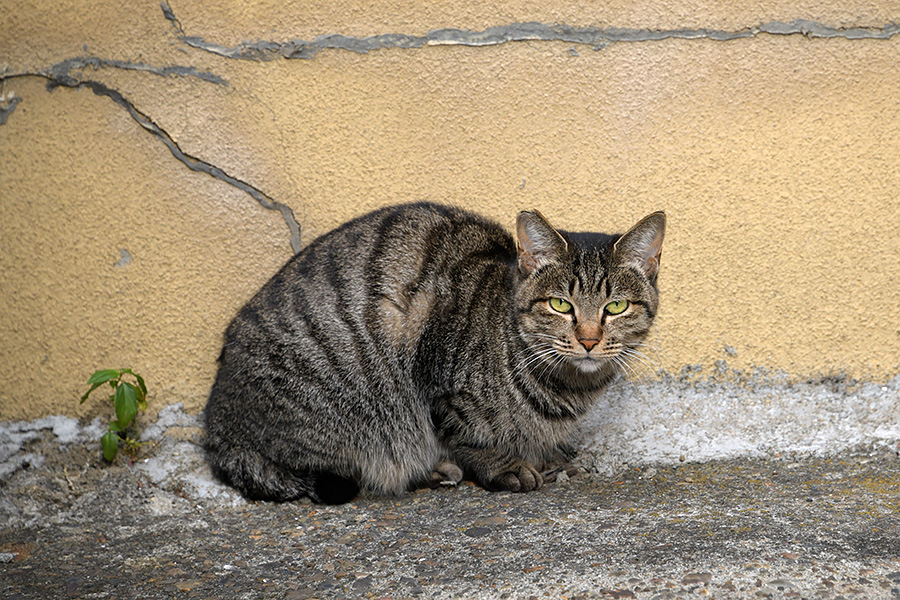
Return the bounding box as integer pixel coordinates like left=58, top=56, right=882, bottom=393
left=579, top=338, right=600, bottom=351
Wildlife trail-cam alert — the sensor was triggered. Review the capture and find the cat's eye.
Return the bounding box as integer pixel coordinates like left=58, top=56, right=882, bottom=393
left=548, top=297, right=573, bottom=314
left=604, top=300, right=629, bottom=315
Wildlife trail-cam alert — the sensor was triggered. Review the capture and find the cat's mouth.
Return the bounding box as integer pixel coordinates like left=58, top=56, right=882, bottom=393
left=576, top=340, right=626, bottom=362
left=571, top=353, right=612, bottom=372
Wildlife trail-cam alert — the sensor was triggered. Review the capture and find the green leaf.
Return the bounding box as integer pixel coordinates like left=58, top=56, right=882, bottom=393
left=108, top=419, right=125, bottom=432
left=80, top=381, right=105, bottom=403
left=114, top=383, right=139, bottom=429
left=101, top=430, right=120, bottom=461
left=87, top=369, right=121, bottom=385
left=133, top=372, right=147, bottom=397
left=120, top=369, right=148, bottom=397
left=133, top=382, right=146, bottom=407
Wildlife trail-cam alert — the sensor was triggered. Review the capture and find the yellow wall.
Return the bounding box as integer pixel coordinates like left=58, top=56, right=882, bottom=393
left=2, top=2, right=899, bottom=420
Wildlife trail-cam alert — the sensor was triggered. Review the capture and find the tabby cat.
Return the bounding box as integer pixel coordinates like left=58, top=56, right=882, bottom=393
left=205, top=202, right=665, bottom=504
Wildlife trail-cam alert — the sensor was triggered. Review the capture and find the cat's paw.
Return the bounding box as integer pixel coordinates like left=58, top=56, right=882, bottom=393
left=428, top=459, right=464, bottom=488
left=486, top=461, right=543, bottom=492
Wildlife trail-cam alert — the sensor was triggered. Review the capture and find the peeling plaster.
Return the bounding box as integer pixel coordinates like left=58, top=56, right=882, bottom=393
left=159, top=2, right=900, bottom=61
left=48, top=56, right=228, bottom=86
left=0, top=61, right=302, bottom=254
left=114, top=249, right=133, bottom=268
left=2, top=56, right=226, bottom=88
left=0, top=92, right=21, bottom=125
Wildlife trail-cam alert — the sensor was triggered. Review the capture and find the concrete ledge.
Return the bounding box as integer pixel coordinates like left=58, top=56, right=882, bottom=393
left=1, top=388, right=898, bottom=598
left=581, top=374, right=900, bottom=476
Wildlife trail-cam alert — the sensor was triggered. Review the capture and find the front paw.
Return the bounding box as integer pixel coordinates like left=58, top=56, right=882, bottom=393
left=486, top=461, right=543, bottom=492
left=427, top=459, right=464, bottom=488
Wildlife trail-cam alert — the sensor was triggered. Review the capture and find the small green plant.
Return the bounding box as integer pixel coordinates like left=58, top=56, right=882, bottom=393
left=80, top=368, right=148, bottom=461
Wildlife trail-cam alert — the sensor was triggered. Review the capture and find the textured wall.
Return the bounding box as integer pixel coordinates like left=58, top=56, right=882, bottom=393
left=2, top=2, right=899, bottom=420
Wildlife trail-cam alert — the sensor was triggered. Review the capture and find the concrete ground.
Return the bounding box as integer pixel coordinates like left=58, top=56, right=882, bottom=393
left=1, top=377, right=899, bottom=599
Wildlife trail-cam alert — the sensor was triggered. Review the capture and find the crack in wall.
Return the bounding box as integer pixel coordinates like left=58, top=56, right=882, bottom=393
left=3, top=56, right=227, bottom=87
left=50, top=56, right=228, bottom=86
left=0, top=66, right=302, bottom=254
left=6, top=6, right=898, bottom=255
left=159, top=2, right=899, bottom=61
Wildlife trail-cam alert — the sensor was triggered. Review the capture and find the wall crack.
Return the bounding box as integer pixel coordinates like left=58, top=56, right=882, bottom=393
left=0, top=67, right=302, bottom=254
left=159, top=2, right=899, bottom=61
left=3, top=56, right=227, bottom=87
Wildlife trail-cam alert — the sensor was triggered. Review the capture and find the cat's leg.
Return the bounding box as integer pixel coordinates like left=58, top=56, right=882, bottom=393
left=206, top=441, right=307, bottom=501
left=206, top=439, right=360, bottom=504
left=426, top=458, right=464, bottom=488
left=449, top=444, right=543, bottom=492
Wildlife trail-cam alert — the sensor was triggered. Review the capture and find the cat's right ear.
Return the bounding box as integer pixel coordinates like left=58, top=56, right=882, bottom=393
left=516, top=211, right=568, bottom=276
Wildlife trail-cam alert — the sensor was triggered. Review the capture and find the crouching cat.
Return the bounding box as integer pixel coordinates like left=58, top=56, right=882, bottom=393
left=204, top=202, right=665, bottom=504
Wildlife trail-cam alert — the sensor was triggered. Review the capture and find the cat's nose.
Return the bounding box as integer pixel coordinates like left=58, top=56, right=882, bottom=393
left=579, top=338, right=600, bottom=351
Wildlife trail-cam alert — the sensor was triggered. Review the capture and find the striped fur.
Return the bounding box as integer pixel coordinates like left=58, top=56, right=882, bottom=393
left=204, top=202, right=665, bottom=503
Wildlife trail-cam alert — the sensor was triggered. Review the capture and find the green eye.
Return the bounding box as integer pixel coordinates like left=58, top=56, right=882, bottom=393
left=548, top=297, right=573, bottom=314
left=604, top=300, right=629, bottom=315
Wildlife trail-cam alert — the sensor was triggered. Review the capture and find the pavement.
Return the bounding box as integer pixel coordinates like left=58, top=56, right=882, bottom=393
left=1, top=375, right=899, bottom=599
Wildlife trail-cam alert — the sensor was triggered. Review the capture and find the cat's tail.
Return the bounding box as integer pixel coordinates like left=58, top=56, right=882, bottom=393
left=206, top=442, right=360, bottom=505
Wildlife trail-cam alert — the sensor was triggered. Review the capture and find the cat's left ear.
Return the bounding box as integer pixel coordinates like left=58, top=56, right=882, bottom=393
left=516, top=210, right=569, bottom=276
left=613, top=212, right=666, bottom=281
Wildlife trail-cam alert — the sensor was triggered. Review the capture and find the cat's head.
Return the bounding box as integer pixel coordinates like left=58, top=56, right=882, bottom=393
left=514, top=209, right=666, bottom=385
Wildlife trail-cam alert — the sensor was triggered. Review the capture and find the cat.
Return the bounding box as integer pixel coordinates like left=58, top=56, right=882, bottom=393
left=204, top=202, right=665, bottom=504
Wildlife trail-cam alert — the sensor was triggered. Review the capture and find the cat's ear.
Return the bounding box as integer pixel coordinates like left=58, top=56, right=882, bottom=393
left=516, top=210, right=568, bottom=276
left=613, top=211, right=666, bottom=281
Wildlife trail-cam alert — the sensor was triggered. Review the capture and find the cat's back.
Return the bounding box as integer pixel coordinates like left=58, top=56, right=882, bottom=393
left=296, top=201, right=515, bottom=287
left=237, top=202, right=511, bottom=328
left=220, top=202, right=516, bottom=378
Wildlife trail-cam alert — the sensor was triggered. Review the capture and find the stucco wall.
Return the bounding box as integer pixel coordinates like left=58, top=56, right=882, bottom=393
left=2, top=2, right=899, bottom=421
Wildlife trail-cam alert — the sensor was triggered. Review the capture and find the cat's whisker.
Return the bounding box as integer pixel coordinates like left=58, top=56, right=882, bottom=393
left=607, top=354, right=641, bottom=395
left=615, top=360, right=655, bottom=391
left=589, top=343, right=626, bottom=362
left=629, top=340, right=665, bottom=362
left=611, top=353, right=638, bottom=380
left=619, top=349, right=652, bottom=372
left=513, top=343, right=556, bottom=368
left=615, top=353, right=652, bottom=383
left=631, top=340, right=661, bottom=350
left=531, top=352, right=559, bottom=382
left=534, top=350, right=571, bottom=382
left=594, top=342, right=624, bottom=358
left=627, top=343, right=663, bottom=365
left=512, top=345, right=560, bottom=379
left=528, top=334, right=569, bottom=347
left=548, top=353, right=572, bottom=380
left=619, top=358, right=651, bottom=399
left=620, top=347, right=661, bottom=379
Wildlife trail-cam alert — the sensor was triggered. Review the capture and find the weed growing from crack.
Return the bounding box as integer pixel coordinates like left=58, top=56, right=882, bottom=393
left=80, top=368, right=148, bottom=461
